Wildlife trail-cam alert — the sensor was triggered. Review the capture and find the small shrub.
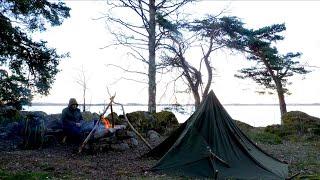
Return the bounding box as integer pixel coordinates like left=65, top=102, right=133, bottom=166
left=0, top=106, right=22, bottom=125
left=247, top=131, right=282, bottom=145
left=265, top=125, right=290, bottom=137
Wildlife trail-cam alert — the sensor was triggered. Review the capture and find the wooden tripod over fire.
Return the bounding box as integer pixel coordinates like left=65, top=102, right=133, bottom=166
left=78, top=95, right=152, bottom=153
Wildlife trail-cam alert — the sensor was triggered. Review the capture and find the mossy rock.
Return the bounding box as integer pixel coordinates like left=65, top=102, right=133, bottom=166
left=282, top=111, right=320, bottom=136
left=234, top=120, right=253, bottom=132
left=47, top=113, right=61, bottom=121
left=106, top=112, right=124, bottom=125
left=126, top=111, right=155, bottom=133
left=46, top=114, right=62, bottom=130
left=81, top=111, right=99, bottom=121
left=153, top=111, right=179, bottom=135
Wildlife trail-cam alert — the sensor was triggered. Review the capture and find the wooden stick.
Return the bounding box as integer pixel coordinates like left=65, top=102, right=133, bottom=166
left=114, top=102, right=152, bottom=150
left=211, top=152, right=230, bottom=167
left=285, top=172, right=300, bottom=180
left=110, top=103, right=115, bottom=128
left=207, top=147, right=230, bottom=167
left=78, top=95, right=115, bottom=153
left=214, top=170, right=219, bottom=180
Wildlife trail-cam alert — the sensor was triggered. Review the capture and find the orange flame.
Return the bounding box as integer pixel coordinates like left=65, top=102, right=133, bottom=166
left=101, top=117, right=111, bottom=129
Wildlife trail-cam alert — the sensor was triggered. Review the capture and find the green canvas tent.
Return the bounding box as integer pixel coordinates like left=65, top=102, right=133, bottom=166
left=145, top=90, right=288, bottom=179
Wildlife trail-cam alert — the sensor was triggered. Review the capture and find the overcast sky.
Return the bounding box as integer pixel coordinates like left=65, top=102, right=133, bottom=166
left=32, top=1, right=320, bottom=105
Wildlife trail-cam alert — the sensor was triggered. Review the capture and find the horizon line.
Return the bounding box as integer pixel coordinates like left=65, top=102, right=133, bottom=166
left=30, top=102, right=320, bottom=106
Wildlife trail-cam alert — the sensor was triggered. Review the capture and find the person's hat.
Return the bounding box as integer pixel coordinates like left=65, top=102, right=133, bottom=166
left=68, top=98, right=78, bottom=106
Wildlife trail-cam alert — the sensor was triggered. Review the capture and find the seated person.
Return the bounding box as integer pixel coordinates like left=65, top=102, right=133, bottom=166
left=61, top=98, right=83, bottom=144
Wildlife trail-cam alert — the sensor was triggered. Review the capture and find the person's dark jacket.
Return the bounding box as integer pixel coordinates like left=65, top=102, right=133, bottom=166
left=61, top=106, right=83, bottom=129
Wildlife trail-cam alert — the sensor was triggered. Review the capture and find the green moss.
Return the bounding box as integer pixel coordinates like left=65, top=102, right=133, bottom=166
left=124, top=111, right=179, bottom=135
left=247, top=131, right=282, bottom=145
left=153, top=111, right=179, bottom=135
left=298, top=174, right=320, bottom=180
left=265, top=125, right=290, bottom=137
left=264, top=111, right=320, bottom=142
left=0, top=170, right=50, bottom=180
left=282, top=111, right=320, bottom=136
left=126, top=111, right=155, bottom=133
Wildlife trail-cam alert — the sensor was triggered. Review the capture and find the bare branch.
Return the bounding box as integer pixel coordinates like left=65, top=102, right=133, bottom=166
left=158, top=72, right=184, bottom=103
left=105, top=64, right=148, bottom=76
left=121, top=77, right=148, bottom=84
left=107, top=16, right=148, bottom=38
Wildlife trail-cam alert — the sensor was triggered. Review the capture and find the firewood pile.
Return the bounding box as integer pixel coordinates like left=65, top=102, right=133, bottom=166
left=86, top=125, right=140, bottom=152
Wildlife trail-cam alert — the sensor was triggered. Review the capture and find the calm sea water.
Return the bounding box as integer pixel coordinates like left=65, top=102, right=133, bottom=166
left=24, top=105, right=319, bottom=127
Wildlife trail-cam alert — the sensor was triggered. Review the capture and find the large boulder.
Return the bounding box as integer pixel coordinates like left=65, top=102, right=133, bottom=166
left=153, top=111, right=179, bottom=135
left=147, top=130, right=161, bottom=143
left=125, top=111, right=179, bottom=136
left=125, top=111, right=156, bottom=133
left=234, top=120, right=254, bottom=132
left=106, top=112, right=124, bottom=125
left=45, top=114, right=62, bottom=130
left=81, top=111, right=100, bottom=121
left=282, top=111, right=320, bottom=136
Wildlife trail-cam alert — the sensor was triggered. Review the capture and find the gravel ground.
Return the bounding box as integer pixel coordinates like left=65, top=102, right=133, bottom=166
left=0, top=138, right=319, bottom=179
left=258, top=140, right=320, bottom=176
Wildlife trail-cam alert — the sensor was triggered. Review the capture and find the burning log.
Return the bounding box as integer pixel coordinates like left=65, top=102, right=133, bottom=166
left=93, top=124, right=126, bottom=139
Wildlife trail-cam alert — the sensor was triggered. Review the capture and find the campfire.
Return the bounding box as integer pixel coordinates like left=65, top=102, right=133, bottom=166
left=101, top=117, right=111, bottom=129
left=79, top=95, right=152, bottom=153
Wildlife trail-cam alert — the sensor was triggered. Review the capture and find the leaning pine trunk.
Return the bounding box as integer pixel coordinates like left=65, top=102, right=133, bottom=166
left=262, top=58, right=287, bottom=124
left=276, top=81, right=287, bottom=123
